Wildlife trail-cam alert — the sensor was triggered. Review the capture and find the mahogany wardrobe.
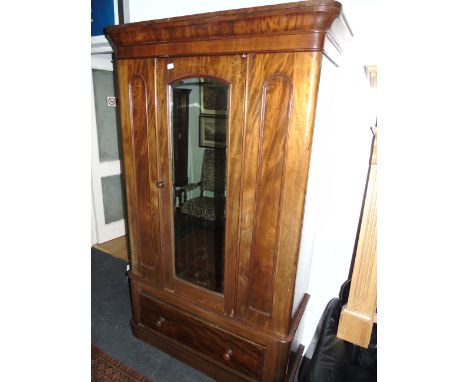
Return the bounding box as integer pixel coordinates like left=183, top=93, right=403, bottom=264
left=106, top=1, right=351, bottom=381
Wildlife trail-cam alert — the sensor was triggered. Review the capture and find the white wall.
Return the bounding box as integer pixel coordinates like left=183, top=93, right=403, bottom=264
left=294, top=50, right=375, bottom=350
left=91, top=187, right=98, bottom=246
left=128, top=0, right=292, bottom=22
left=125, top=0, right=378, bottom=349
left=293, top=0, right=378, bottom=347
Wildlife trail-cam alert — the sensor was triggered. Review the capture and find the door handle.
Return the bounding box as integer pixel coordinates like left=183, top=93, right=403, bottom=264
left=156, top=181, right=165, bottom=188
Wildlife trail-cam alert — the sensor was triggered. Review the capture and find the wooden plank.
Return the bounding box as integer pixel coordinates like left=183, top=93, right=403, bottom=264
left=93, top=235, right=129, bottom=262
left=337, top=129, right=377, bottom=348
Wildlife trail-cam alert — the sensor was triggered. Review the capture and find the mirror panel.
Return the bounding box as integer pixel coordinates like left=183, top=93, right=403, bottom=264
left=170, top=78, right=228, bottom=294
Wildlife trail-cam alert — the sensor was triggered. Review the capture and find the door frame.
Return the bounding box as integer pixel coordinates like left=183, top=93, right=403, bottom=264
left=155, top=55, right=246, bottom=315
left=91, top=55, right=126, bottom=244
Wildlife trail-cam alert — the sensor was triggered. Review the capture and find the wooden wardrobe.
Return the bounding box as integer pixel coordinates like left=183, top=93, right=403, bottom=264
left=106, top=1, right=351, bottom=381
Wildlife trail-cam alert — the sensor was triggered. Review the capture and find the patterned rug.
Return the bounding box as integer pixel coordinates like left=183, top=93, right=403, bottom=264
left=92, top=345, right=153, bottom=382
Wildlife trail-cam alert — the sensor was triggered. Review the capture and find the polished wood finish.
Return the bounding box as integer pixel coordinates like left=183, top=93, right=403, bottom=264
left=106, top=1, right=344, bottom=59
left=156, top=55, right=246, bottom=314
left=107, top=1, right=347, bottom=380
left=131, top=321, right=257, bottom=382
left=129, top=271, right=309, bottom=344
left=237, top=51, right=323, bottom=337
left=285, top=344, right=305, bottom=382
left=139, top=291, right=265, bottom=379
left=129, top=271, right=310, bottom=381
left=337, top=129, right=377, bottom=348
left=115, top=59, right=161, bottom=281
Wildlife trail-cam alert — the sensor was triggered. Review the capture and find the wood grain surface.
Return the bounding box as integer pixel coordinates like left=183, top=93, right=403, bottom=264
left=140, top=292, right=265, bottom=379
left=115, top=59, right=161, bottom=282
left=108, top=1, right=345, bottom=380
left=236, top=51, right=322, bottom=337
left=106, top=1, right=342, bottom=58
left=337, top=130, right=377, bottom=348
left=155, top=55, right=246, bottom=314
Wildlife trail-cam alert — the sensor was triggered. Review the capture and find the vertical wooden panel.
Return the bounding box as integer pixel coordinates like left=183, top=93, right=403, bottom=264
left=115, top=59, right=160, bottom=283
left=269, top=51, right=322, bottom=335
left=337, top=130, right=377, bottom=348
left=237, top=52, right=323, bottom=336
left=248, top=75, right=292, bottom=315
left=129, top=75, right=154, bottom=271
left=155, top=55, right=246, bottom=314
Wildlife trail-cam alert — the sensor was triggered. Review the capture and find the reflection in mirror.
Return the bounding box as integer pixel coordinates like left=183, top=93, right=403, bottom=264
left=171, top=78, right=228, bottom=294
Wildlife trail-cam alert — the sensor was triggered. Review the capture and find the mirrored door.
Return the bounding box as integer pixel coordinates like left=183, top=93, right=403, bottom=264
left=155, top=55, right=246, bottom=313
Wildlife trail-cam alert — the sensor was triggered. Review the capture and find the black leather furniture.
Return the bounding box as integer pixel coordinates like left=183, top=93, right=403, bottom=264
left=298, top=281, right=377, bottom=382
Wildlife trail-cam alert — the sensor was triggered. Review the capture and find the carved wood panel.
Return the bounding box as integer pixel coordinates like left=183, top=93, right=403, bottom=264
left=237, top=52, right=322, bottom=336
left=116, top=59, right=161, bottom=283
left=155, top=55, right=247, bottom=314
left=248, top=73, right=293, bottom=316
left=129, top=75, right=154, bottom=270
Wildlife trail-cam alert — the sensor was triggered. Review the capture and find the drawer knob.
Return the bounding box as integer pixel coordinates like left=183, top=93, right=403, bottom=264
left=156, top=317, right=165, bottom=327
left=156, top=180, right=165, bottom=188
left=223, top=348, right=233, bottom=361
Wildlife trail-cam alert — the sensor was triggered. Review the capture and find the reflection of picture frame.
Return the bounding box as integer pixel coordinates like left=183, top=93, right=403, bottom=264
left=200, top=81, right=228, bottom=115
left=199, top=115, right=227, bottom=149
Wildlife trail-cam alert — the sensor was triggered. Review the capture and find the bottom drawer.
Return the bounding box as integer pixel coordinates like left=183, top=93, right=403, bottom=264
left=139, top=292, right=264, bottom=380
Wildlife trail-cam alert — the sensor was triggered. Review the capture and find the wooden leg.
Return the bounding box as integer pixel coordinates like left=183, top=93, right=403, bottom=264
left=286, top=344, right=305, bottom=382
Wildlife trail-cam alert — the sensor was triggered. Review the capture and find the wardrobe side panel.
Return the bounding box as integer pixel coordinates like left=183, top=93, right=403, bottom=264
left=237, top=52, right=322, bottom=336
left=116, top=59, right=162, bottom=284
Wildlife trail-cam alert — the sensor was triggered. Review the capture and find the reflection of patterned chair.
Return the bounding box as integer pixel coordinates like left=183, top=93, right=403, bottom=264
left=180, top=149, right=226, bottom=223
